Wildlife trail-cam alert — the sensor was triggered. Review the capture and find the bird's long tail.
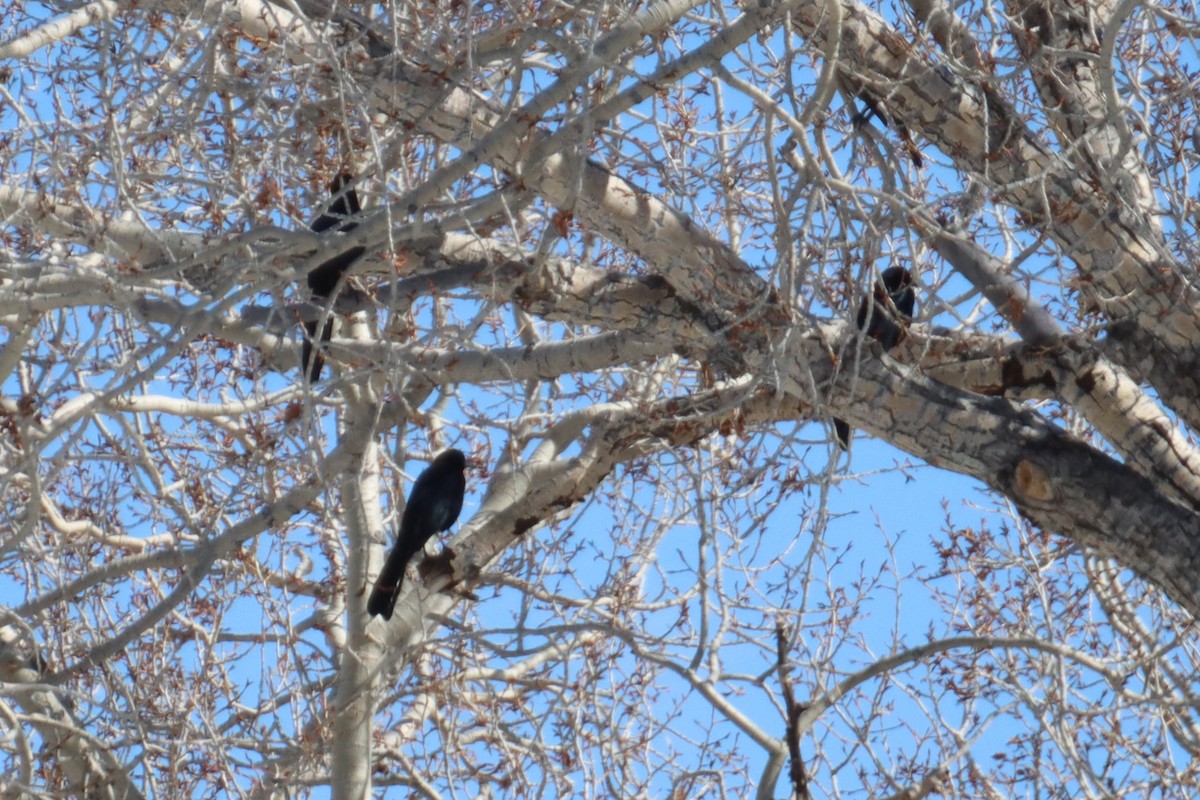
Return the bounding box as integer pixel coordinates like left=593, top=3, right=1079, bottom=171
left=833, top=418, right=852, bottom=450
left=368, top=545, right=417, bottom=620
left=301, top=319, right=333, bottom=383
left=366, top=575, right=402, bottom=620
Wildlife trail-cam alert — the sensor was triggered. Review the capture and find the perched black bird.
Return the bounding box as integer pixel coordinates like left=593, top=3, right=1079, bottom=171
left=834, top=266, right=916, bottom=449
left=856, top=266, right=915, bottom=348
left=850, top=91, right=924, bottom=169
left=367, top=448, right=468, bottom=620
left=303, top=172, right=365, bottom=382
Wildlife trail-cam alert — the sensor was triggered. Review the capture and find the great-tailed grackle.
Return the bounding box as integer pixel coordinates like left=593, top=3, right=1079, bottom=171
left=834, top=266, right=915, bottom=449
left=367, top=448, right=467, bottom=620
left=851, top=91, right=924, bottom=169
left=303, top=172, right=365, bottom=382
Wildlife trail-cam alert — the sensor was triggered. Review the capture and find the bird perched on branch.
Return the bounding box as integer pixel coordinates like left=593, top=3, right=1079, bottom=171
left=850, top=90, right=924, bottom=169
left=368, top=449, right=467, bottom=620
left=834, top=266, right=916, bottom=449
left=302, top=172, right=365, bottom=382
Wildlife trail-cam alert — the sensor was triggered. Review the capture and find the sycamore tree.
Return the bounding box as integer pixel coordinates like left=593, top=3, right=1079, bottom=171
left=2, top=0, right=1200, bottom=798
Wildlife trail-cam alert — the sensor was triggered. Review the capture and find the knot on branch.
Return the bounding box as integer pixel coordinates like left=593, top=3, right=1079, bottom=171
left=1014, top=458, right=1054, bottom=502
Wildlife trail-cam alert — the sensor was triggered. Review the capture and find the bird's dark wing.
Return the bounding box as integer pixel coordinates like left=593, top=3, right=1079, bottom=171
left=368, top=450, right=467, bottom=620
left=881, top=266, right=915, bottom=319
left=407, top=450, right=467, bottom=535
left=890, top=284, right=916, bottom=319
left=835, top=268, right=917, bottom=450
left=856, top=268, right=915, bottom=349
left=423, top=470, right=465, bottom=534
left=303, top=173, right=365, bottom=382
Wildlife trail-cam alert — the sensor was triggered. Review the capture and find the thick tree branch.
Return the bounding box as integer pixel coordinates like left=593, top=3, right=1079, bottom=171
left=786, top=0, right=1200, bottom=432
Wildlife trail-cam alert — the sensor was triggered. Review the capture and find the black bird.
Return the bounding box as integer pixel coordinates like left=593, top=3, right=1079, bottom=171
left=303, top=172, right=365, bottom=382
left=834, top=266, right=916, bottom=449
left=368, top=448, right=468, bottom=620
left=850, top=91, right=924, bottom=169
